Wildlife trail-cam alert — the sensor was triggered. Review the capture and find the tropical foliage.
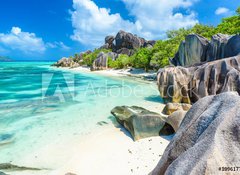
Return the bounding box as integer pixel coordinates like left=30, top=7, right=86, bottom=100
left=70, top=7, right=240, bottom=71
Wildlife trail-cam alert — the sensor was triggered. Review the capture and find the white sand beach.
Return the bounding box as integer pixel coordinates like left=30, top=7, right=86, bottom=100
left=7, top=124, right=171, bottom=175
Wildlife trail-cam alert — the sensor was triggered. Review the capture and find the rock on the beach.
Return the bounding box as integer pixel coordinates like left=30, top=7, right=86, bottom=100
left=151, top=92, right=240, bottom=175
left=171, top=34, right=240, bottom=67
left=52, top=57, right=80, bottom=68
left=161, top=103, right=191, bottom=132
left=111, top=106, right=166, bottom=141
left=206, top=33, right=230, bottom=61
left=165, top=110, right=187, bottom=132
left=162, top=103, right=192, bottom=115
left=158, top=55, right=240, bottom=103
left=171, top=34, right=210, bottom=66
left=92, top=52, right=118, bottom=70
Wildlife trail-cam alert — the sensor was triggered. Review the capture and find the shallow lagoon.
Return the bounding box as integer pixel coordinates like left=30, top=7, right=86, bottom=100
left=0, top=62, right=163, bottom=167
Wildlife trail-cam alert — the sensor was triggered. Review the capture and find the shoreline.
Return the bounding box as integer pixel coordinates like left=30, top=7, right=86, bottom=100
left=2, top=65, right=168, bottom=175
left=52, top=66, right=157, bottom=82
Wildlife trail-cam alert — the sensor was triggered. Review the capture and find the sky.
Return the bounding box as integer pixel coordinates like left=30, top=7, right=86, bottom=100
left=0, top=0, right=239, bottom=61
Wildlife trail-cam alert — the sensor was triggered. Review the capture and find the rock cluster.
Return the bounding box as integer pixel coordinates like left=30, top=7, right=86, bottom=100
left=162, top=103, right=192, bottom=132
left=171, top=34, right=240, bottom=66
left=158, top=55, right=240, bottom=103
left=111, top=106, right=166, bottom=141
left=92, top=30, right=155, bottom=70
left=151, top=92, right=240, bottom=175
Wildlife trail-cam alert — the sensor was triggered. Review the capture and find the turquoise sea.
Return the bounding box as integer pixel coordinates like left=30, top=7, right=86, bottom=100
left=0, top=62, right=162, bottom=168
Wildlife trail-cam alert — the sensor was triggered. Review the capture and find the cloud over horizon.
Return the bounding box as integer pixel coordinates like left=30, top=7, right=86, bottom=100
left=0, top=27, right=70, bottom=57
left=0, top=27, right=46, bottom=54
left=71, top=0, right=199, bottom=46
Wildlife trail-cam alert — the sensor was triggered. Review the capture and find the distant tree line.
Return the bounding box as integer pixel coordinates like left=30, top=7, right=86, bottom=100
left=72, top=7, right=240, bottom=71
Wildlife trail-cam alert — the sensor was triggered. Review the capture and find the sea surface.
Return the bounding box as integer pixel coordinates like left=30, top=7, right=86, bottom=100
left=0, top=62, right=162, bottom=166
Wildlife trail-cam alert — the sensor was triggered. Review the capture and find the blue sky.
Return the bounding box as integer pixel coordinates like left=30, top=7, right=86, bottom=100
left=0, top=0, right=239, bottom=61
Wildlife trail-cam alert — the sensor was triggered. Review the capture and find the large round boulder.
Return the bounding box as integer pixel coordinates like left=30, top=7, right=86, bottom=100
left=151, top=92, right=240, bottom=175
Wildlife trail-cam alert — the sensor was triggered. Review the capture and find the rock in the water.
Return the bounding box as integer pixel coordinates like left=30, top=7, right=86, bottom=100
left=158, top=55, right=240, bottom=103
left=111, top=106, right=166, bottom=140
left=0, top=163, right=41, bottom=171
left=151, top=92, right=240, bottom=175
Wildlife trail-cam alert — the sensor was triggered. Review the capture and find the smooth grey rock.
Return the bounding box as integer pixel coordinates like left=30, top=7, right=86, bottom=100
left=157, top=55, right=240, bottom=103
left=207, top=33, right=230, bottom=61
left=172, top=34, right=240, bottom=67
left=151, top=92, right=240, bottom=175
left=172, top=34, right=210, bottom=66
left=92, top=52, right=118, bottom=70
left=166, top=110, right=187, bottom=132
left=224, top=34, right=240, bottom=58
left=111, top=106, right=166, bottom=140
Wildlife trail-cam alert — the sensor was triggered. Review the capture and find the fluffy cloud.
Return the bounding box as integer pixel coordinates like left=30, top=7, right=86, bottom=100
left=70, top=0, right=135, bottom=46
left=0, top=27, right=46, bottom=54
left=215, top=7, right=229, bottom=15
left=71, top=0, right=198, bottom=46
left=0, top=27, right=70, bottom=56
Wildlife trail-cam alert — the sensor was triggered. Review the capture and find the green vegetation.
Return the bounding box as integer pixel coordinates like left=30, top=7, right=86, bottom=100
left=70, top=7, right=240, bottom=71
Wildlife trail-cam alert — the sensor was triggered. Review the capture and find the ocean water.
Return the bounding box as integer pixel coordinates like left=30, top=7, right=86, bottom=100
left=0, top=62, right=163, bottom=167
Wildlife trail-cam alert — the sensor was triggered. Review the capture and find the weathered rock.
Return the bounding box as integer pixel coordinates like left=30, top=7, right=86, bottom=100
left=115, top=30, right=145, bottom=50
left=171, top=34, right=240, bottom=67
left=116, top=48, right=134, bottom=56
left=92, top=52, right=118, bottom=70
left=151, top=92, right=240, bottom=175
left=166, top=110, right=187, bottom=132
left=111, top=106, right=166, bottom=140
left=206, top=33, right=230, bottom=61
left=105, top=35, right=115, bottom=49
left=161, top=103, right=191, bottom=133
left=171, top=34, right=210, bottom=66
left=162, top=103, right=192, bottom=115
left=52, top=57, right=80, bottom=68
left=158, top=55, right=240, bottom=103
left=224, top=34, right=240, bottom=58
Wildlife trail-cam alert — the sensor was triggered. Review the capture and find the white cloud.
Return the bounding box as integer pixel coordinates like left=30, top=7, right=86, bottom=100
left=0, top=27, right=46, bottom=54
left=215, top=7, right=229, bottom=15
left=0, top=27, right=71, bottom=56
left=70, top=0, right=136, bottom=46
left=71, top=0, right=199, bottom=46
left=46, top=41, right=70, bottom=50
